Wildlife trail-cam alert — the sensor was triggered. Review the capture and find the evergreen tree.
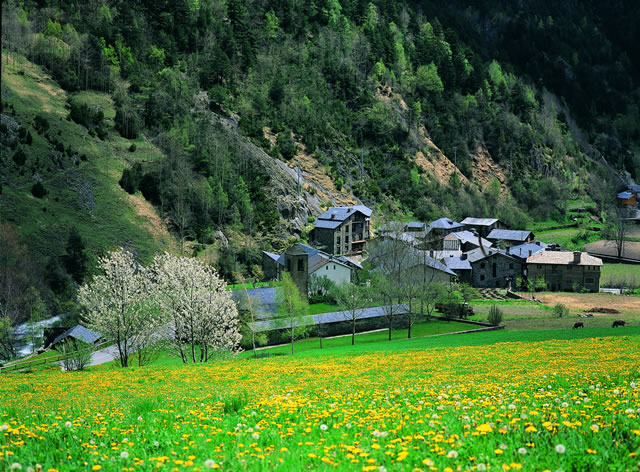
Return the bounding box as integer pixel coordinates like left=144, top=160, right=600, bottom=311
left=64, top=227, right=88, bottom=284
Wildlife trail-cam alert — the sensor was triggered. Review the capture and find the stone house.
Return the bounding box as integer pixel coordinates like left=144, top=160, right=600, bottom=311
left=467, top=248, right=523, bottom=289
left=261, top=251, right=281, bottom=280
left=461, top=217, right=507, bottom=238
left=264, top=243, right=355, bottom=296
left=442, top=255, right=472, bottom=284
left=526, top=251, right=603, bottom=292
left=312, top=205, right=372, bottom=255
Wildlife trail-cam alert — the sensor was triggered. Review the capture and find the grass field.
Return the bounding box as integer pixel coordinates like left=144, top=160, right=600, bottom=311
left=601, top=264, right=640, bottom=287
left=242, top=320, right=473, bottom=357
left=1, top=330, right=639, bottom=471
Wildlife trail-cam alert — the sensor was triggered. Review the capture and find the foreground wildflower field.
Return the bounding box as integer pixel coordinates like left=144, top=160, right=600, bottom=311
left=1, top=336, right=639, bottom=471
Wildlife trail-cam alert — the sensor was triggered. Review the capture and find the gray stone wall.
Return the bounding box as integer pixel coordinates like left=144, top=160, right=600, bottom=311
left=527, top=264, right=601, bottom=292
left=471, top=254, right=523, bottom=288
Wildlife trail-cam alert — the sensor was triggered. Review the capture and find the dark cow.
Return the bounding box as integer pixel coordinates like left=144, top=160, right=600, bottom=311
left=612, top=320, right=626, bottom=328
left=573, top=322, right=584, bottom=329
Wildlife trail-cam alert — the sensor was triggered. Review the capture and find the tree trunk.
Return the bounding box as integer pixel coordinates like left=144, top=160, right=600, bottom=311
left=352, top=319, right=356, bottom=345
left=408, top=322, right=411, bottom=339
left=252, top=332, right=257, bottom=359
left=291, top=327, right=294, bottom=355
left=388, top=316, right=392, bottom=341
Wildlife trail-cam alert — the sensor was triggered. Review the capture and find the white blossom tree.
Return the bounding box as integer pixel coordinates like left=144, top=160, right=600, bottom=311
left=78, top=248, right=158, bottom=368
left=151, top=253, right=242, bottom=363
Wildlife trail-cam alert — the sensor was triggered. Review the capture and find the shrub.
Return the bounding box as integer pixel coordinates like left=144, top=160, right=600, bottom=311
left=31, top=182, right=46, bottom=198
left=488, top=305, right=503, bottom=325
left=34, top=114, right=50, bottom=132
left=119, top=163, right=143, bottom=194
left=12, top=149, right=26, bottom=166
left=58, top=339, right=93, bottom=371
left=553, top=303, right=569, bottom=318
left=276, top=131, right=297, bottom=160
left=129, top=143, right=137, bottom=152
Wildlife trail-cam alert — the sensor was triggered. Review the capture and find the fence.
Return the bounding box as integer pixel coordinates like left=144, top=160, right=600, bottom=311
left=0, top=341, right=108, bottom=374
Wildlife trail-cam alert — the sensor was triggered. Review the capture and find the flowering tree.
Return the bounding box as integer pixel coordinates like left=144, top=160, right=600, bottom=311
left=78, top=248, right=156, bottom=367
left=151, top=253, right=241, bottom=363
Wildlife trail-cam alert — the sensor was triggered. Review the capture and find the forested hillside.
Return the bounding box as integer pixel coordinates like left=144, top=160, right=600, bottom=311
left=1, top=0, right=638, bottom=318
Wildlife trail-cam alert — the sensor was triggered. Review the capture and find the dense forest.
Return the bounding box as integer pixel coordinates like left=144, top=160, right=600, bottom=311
left=1, top=0, right=639, bottom=322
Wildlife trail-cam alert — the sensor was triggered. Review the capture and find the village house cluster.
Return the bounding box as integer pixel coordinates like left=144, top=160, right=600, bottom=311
left=261, top=205, right=603, bottom=296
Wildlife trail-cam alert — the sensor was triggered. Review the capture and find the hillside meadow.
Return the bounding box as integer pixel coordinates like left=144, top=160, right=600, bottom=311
left=1, top=333, right=639, bottom=471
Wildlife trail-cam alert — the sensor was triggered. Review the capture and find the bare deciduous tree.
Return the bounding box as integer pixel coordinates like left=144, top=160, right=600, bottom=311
left=332, top=282, right=369, bottom=345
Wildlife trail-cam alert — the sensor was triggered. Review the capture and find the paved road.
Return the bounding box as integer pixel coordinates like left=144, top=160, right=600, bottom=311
left=57, top=343, right=131, bottom=370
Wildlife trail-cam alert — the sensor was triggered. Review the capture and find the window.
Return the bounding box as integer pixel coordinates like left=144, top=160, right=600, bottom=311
left=492, top=262, right=497, bottom=278
left=480, top=262, right=485, bottom=269
left=537, top=264, right=542, bottom=269
left=326, top=266, right=328, bottom=271
left=287, top=260, right=291, bottom=272
left=297, top=258, right=304, bottom=271
left=336, top=236, right=341, bottom=245
left=480, top=275, right=485, bottom=281
left=509, top=263, right=514, bottom=269
left=345, top=236, right=349, bottom=244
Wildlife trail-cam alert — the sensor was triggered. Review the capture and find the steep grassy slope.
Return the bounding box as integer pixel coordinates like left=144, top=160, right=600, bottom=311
left=1, top=52, right=174, bottom=265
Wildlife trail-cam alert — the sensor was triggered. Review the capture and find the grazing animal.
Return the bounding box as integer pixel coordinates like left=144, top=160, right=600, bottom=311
left=612, top=320, right=626, bottom=328
left=573, top=322, right=584, bottom=329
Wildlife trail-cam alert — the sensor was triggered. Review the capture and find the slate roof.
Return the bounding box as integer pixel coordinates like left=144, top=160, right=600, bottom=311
left=429, top=217, right=464, bottom=230
left=506, top=242, right=547, bottom=259
left=249, top=304, right=410, bottom=332
left=443, top=256, right=472, bottom=271
left=526, top=251, right=603, bottom=266
left=487, top=229, right=533, bottom=242
left=52, top=325, right=102, bottom=346
left=465, top=247, right=518, bottom=264
left=313, top=219, right=343, bottom=230
left=430, top=250, right=463, bottom=260
left=630, top=184, right=640, bottom=193
left=445, top=231, right=493, bottom=248
left=317, top=205, right=373, bottom=221
left=617, top=191, right=633, bottom=199
left=337, top=255, right=363, bottom=270
left=262, top=251, right=280, bottom=262
left=461, top=217, right=499, bottom=226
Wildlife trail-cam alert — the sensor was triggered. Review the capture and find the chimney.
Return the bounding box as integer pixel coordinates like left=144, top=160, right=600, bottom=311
left=573, top=251, right=581, bottom=264
left=331, top=213, right=335, bottom=219
left=461, top=254, right=467, bottom=260
left=528, top=250, right=532, bottom=257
